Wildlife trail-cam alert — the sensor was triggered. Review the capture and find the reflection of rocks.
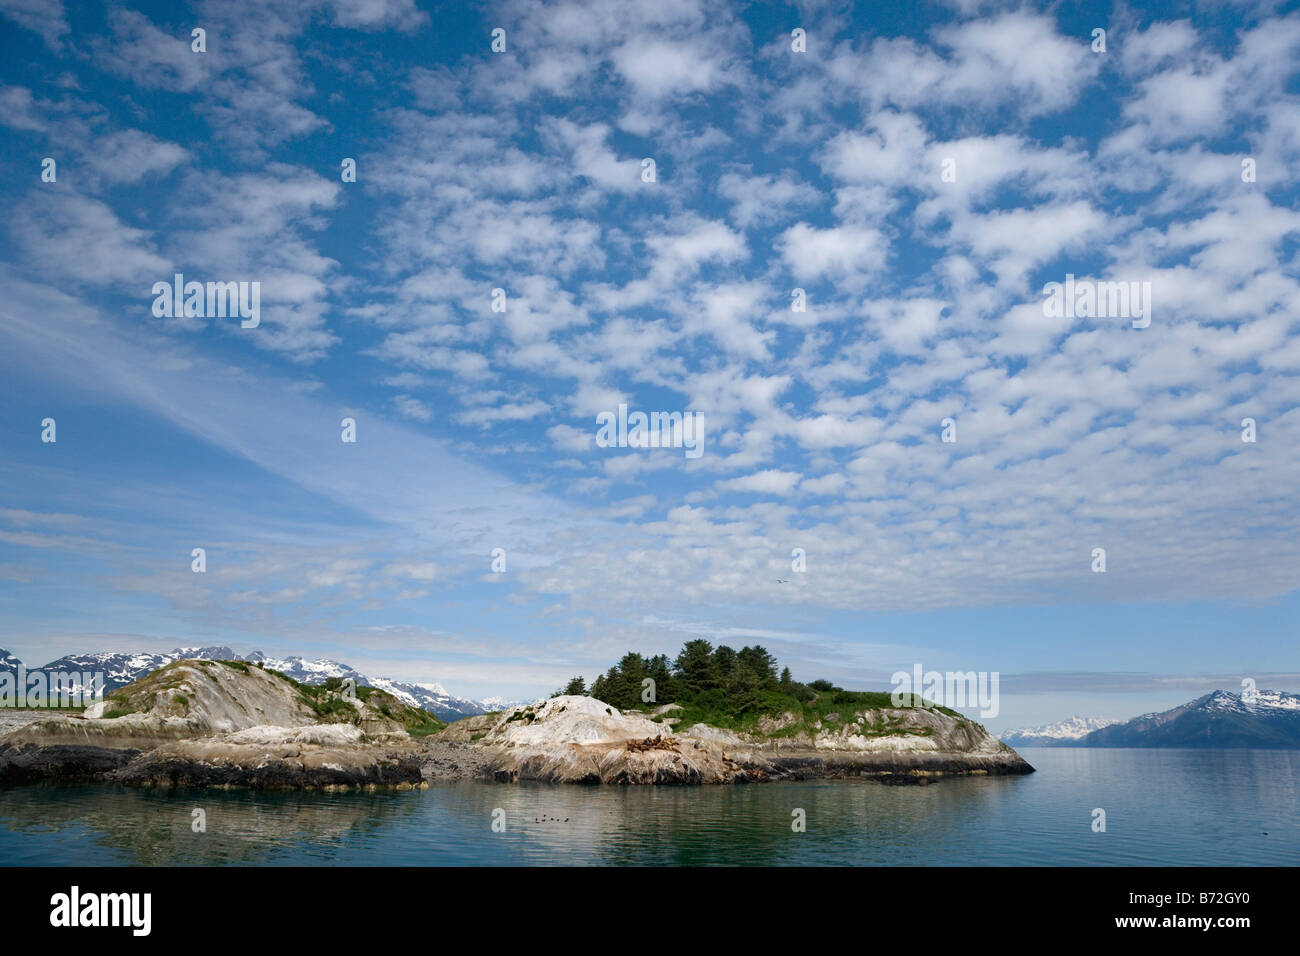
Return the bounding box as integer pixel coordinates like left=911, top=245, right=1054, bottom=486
left=433, top=696, right=1033, bottom=785
left=0, top=785, right=426, bottom=865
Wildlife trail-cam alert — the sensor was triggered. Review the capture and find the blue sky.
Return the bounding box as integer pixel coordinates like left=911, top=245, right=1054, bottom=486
left=1, top=0, right=1298, bottom=730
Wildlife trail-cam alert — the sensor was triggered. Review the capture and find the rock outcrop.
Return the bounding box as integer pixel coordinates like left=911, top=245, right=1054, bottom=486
left=2, top=668, right=1033, bottom=789
left=0, top=660, right=437, bottom=789
left=433, top=695, right=1033, bottom=784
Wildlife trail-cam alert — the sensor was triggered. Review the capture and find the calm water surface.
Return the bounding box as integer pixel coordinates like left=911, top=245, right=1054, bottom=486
left=0, top=749, right=1295, bottom=866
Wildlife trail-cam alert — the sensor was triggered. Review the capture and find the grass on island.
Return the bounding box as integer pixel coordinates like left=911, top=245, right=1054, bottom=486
left=259, top=668, right=447, bottom=737
left=551, top=640, right=968, bottom=740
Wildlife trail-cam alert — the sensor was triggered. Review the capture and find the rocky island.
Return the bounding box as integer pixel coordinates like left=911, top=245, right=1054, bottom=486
left=432, top=693, right=1031, bottom=784
left=0, top=659, right=439, bottom=789
left=0, top=653, right=1032, bottom=789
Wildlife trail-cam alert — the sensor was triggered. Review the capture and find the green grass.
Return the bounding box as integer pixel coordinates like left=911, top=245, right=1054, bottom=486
left=643, top=688, right=962, bottom=740
left=405, top=717, right=447, bottom=738
left=504, top=706, right=537, bottom=724
left=298, top=693, right=358, bottom=723
left=263, top=667, right=446, bottom=735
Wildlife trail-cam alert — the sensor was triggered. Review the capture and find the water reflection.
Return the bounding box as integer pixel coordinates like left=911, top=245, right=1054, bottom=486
left=0, top=750, right=1295, bottom=866
left=0, top=784, right=424, bottom=865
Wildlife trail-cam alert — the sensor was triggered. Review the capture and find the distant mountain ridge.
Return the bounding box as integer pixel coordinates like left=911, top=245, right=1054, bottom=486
left=0, top=646, right=524, bottom=722
left=1082, top=690, right=1300, bottom=748
left=1002, top=690, right=1300, bottom=748
left=999, top=716, right=1117, bottom=747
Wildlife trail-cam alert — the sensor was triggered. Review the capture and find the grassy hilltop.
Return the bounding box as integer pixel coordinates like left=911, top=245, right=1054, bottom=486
left=556, top=639, right=968, bottom=741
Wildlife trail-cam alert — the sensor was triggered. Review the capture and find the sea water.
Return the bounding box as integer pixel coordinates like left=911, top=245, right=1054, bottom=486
left=0, top=749, right=1295, bottom=866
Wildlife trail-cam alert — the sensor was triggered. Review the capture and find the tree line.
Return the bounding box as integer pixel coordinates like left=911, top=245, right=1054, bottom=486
left=554, top=639, right=838, bottom=713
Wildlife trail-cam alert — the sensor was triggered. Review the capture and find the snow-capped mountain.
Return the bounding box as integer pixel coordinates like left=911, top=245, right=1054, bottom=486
left=999, top=716, right=1117, bottom=747
left=365, top=678, right=493, bottom=721
left=478, top=695, right=530, bottom=712
left=35, top=646, right=237, bottom=689
left=1204, top=688, right=1300, bottom=713
left=246, top=655, right=490, bottom=720
left=1, top=646, right=508, bottom=721
left=1084, top=689, right=1300, bottom=748
left=249, top=653, right=368, bottom=685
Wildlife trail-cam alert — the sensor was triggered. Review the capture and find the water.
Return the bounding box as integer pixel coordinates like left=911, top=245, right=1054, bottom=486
left=0, top=749, right=1295, bottom=866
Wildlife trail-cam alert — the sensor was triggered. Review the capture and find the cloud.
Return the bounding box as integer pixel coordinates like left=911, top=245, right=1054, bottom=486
left=392, top=395, right=434, bottom=422
left=0, top=86, right=49, bottom=131
left=0, top=0, right=69, bottom=49
left=83, top=129, right=190, bottom=183
left=12, top=190, right=169, bottom=285
left=778, top=222, right=888, bottom=281
left=825, top=11, right=1099, bottom=118
left=716, top=469, right=802, bottom=495
left=610, top=39, right=725, bottom=98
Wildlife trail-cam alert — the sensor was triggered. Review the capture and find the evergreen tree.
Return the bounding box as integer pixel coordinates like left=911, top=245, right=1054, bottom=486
left=674, top=639, right=718, bottom=694
left=562, top=676, right=587, bottom=696
left=646, top=653, right=675, bottom=704
left=587, top=641, right=828, bottom=715
left=738, top=645, right=779, bottom=687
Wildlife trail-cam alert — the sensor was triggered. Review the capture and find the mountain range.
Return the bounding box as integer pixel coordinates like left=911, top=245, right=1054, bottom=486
left=1082, top=690, right=1300, bottom=748
left=998, top=716, right=1117, bottom=747
left=1001, top=690, right=1300, bottom=748
left=0, top=645, right=524, bottom=721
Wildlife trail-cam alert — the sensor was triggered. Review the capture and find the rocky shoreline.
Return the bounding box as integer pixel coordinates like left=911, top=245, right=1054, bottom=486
left=417, top=739, right=1030, bottom=786
left=0, top=735, right=1032, bottom=789
left=416, top=695, right=1032, bottom=786
left=0, top=668, right=1034, bottom=790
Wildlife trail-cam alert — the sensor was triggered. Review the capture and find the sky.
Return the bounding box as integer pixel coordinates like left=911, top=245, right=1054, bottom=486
left=0, top=0, right=1298, bottom=731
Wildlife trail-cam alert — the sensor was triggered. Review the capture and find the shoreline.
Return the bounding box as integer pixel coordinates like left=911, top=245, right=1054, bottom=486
left=1, top=687, right=1034, bottom=790
left=0, top=737, right=1032, bottom=791
left=417, top=739, right=1032, bottom=787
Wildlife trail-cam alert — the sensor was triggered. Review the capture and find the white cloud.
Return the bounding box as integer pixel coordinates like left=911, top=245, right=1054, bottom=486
left=778, top=222, right=888, bottom=281
left=716, top=469, right=802, bottom=495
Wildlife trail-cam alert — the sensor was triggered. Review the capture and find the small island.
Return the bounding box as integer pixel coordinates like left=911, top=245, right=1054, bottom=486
left=0, top=644, right=1033, bottom=789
